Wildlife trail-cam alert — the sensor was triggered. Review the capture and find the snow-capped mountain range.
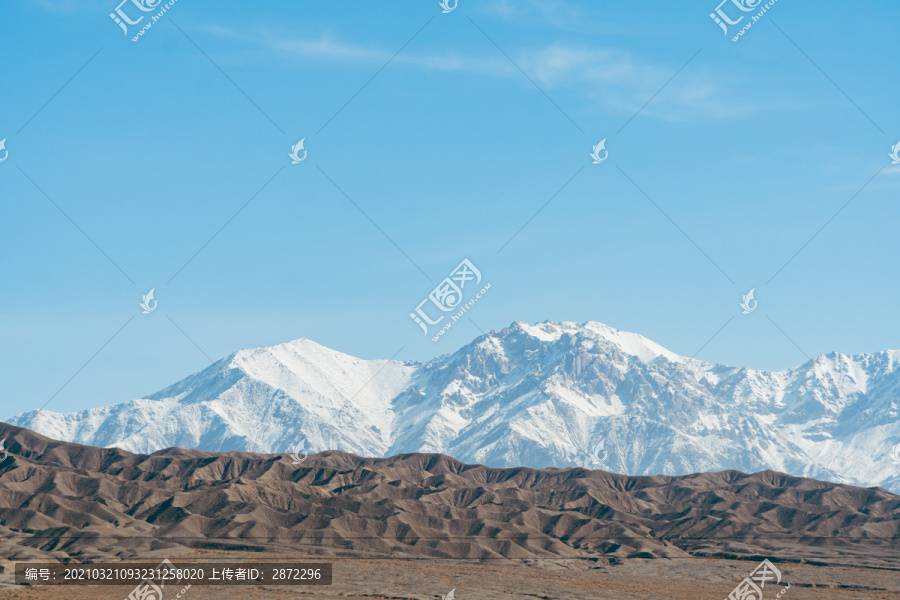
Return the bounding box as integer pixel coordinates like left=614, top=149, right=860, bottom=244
left=9, top=321, right=900, bottom=494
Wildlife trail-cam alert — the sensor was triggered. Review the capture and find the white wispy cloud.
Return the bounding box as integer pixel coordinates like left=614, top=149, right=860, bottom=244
left=203, top=24, right=513, bottom=76
left=205, top=25, right=382, bottom=62
left=506, top=44, right=753, bottom=120
left=201, top=25, right=751, bottom=121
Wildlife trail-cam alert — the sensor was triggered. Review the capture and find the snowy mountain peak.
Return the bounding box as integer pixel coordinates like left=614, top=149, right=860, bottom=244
left=494, top=320, right=684, bottom=363
left=229, top=337, right=355, bottom=368
left=8, top=320, right=900, bottom=494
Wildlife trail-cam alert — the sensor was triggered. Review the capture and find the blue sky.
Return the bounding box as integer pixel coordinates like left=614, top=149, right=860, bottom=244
left=1, top=0, right=899, bottom=417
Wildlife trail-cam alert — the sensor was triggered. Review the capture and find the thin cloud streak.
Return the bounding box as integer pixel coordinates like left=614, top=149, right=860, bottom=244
left=202, top=25, right=750, bottom=121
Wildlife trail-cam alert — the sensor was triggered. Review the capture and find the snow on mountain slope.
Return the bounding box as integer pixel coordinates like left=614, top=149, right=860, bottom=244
left=15, top=339, right=415, bottom=456
left=8, top=321, right=900, bottom=493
